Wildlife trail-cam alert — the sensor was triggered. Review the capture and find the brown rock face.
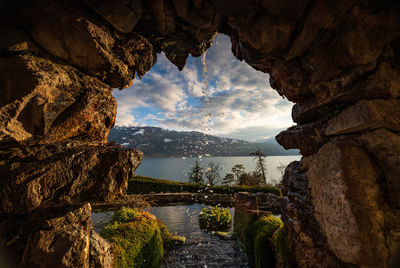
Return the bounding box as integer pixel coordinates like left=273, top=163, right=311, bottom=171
left=305, top=143, right=386, bottom=265
left=0, top=142, right=142, bottom=215
left=1, top=204, right=114, bottom=268
left=1, top=0, right=399, bottom=267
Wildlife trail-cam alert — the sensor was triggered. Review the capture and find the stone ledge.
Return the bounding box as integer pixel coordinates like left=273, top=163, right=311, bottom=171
left=326, top=99, right=400, bottom=136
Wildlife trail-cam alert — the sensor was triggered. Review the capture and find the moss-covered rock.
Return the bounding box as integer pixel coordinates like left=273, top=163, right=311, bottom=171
left=100, top=208, right=184, bottom=268
left=110, top=207, right=138, bottom=223
left=273, top=224, right=289, bottom=264
left=198, top=206, right=232, bottom=231
left=252, top=216, right=282, bottom=268
left=236, top=214, right=284, bottom=268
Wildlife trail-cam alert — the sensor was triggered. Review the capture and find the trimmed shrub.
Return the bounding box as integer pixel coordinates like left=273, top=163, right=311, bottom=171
left=198, top=206, right=232, bottom=231
left=128, top=175, right=281, bottom=196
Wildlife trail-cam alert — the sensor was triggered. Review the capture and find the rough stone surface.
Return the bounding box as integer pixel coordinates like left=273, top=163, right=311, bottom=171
left=0, top=142, right=142, bottom=215
left=84, top=0, right=143, bottom=33
left=256, top=192, right=282, bottom=214
left=1, top=0, right=400, bottom=267
left=326, top=99, right=400, bottom=136
left=89, top=229, right=114, bottom=268
left=358, top=129, right=400, bottom=208
left=0, top=54, right=117, bottom=143
left=0, top=203, right=113, bottom=267
left=280, top=161, right=344, bottom=267
left=276, top=120, right=328, bottom=156
left=20, top=204, right=93, bottom=267
left=304, top=142, right=386, bottom=266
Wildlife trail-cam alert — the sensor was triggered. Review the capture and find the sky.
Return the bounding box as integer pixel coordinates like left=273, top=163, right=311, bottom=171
left=113, top=34, right=295, bottom=142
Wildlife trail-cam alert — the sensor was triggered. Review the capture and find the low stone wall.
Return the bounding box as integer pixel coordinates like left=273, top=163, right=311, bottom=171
left=91, top=192, right=282, bottom=211
left=91, top=193, right=234, bottom=210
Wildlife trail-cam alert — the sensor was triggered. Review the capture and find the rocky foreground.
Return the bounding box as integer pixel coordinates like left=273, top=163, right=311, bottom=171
left=0, top=0, right=399, bottom=267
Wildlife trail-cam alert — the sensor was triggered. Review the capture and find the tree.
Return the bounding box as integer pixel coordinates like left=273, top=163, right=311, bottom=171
left=237, top=172, right=255, bottom=186
left=188, top=161, right=204, bottom=184
left=222, top=173, right=235, bottom=185
left=205, top=161, right=222, bottom=186
left=250, top=148, right=267, bottom=184
left=232, top=164, right=245, bottom=182
left=238, top=172, right=251, bottom=186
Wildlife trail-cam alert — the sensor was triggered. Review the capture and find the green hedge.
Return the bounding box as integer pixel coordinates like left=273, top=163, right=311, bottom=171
left=128, top=175, right=281, bottom=196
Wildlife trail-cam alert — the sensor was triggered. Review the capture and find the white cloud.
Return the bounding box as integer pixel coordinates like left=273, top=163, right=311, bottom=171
left=113, top=34, right=294, bottom=141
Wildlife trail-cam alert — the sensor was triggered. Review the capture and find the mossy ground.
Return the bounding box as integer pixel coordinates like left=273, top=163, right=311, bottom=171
left=100, top=207, right=184, bottom=268
left=198, top=206, right=232, bottom=231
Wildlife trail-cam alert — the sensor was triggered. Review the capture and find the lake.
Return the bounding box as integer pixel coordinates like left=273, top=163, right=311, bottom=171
left=135, top=155, right=301, bottom=185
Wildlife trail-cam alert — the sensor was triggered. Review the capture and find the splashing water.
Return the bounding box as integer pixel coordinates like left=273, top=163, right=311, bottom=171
left=201, top=52, right=209, bottom=100
left=199, top=51, right=213, bottom=132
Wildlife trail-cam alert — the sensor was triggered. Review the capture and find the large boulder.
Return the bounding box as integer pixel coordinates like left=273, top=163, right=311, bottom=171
left=0, top=142, right=142, bottom=215
left=1, top=203, right=114, bottom=267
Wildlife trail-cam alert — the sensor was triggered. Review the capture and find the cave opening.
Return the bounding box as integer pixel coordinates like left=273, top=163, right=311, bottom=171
left=102, top=34, right=301, bottom=267
left=1, top=0, right=399, bottom=267
left=109, top=33, right=299, bottom=185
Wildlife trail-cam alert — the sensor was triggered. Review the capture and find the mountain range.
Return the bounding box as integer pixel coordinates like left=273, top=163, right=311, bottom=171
left=108, top=126, right=299, bottom=158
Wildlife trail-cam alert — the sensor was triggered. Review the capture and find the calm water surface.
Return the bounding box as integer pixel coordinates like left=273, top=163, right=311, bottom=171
left=92, top=204, right=249, bottom=268
left=136, top=156, right=300, bottom=184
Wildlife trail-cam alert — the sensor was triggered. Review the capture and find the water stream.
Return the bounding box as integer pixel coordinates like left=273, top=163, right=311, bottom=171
left=92, top=204, right=249, bottom=268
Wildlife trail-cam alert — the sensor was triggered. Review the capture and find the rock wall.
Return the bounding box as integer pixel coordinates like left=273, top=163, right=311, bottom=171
left=0, top=0, right=399, bottom=267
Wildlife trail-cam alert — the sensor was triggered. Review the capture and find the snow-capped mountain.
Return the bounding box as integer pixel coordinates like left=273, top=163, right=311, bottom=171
left=108, top=126, right=298, bottom=158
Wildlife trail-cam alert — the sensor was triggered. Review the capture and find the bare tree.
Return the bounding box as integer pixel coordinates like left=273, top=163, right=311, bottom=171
left=205, top=161, right=222, bottom=186
left=188, top=161, right=204, bottom=184
left=250, top=148, right=267, bottom=184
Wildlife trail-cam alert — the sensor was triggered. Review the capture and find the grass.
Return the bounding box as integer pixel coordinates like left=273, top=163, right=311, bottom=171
left=198, top=206, right=232, bottom=231
left=100, top=208, right=184, bottom=268
left=128, top=175, right=281, bottom=196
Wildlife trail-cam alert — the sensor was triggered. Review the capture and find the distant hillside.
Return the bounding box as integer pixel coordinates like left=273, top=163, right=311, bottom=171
left=108, top=126, right=299, bottom=158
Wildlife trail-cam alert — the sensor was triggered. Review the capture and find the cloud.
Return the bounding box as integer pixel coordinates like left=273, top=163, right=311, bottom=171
left=113, top=56, right=187, bottom=125
left=113, top=34, right=294, bottom=141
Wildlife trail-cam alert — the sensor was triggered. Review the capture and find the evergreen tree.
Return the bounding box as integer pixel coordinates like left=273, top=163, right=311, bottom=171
left=231, top=164, right=245, bottom=182
left=222, top=173, right=235, bottom=185
left=188, top=161, right=204, bottom=184
left=238, top=171, right=263, bottom=186
left=250, top=148, right=267, bottom=184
